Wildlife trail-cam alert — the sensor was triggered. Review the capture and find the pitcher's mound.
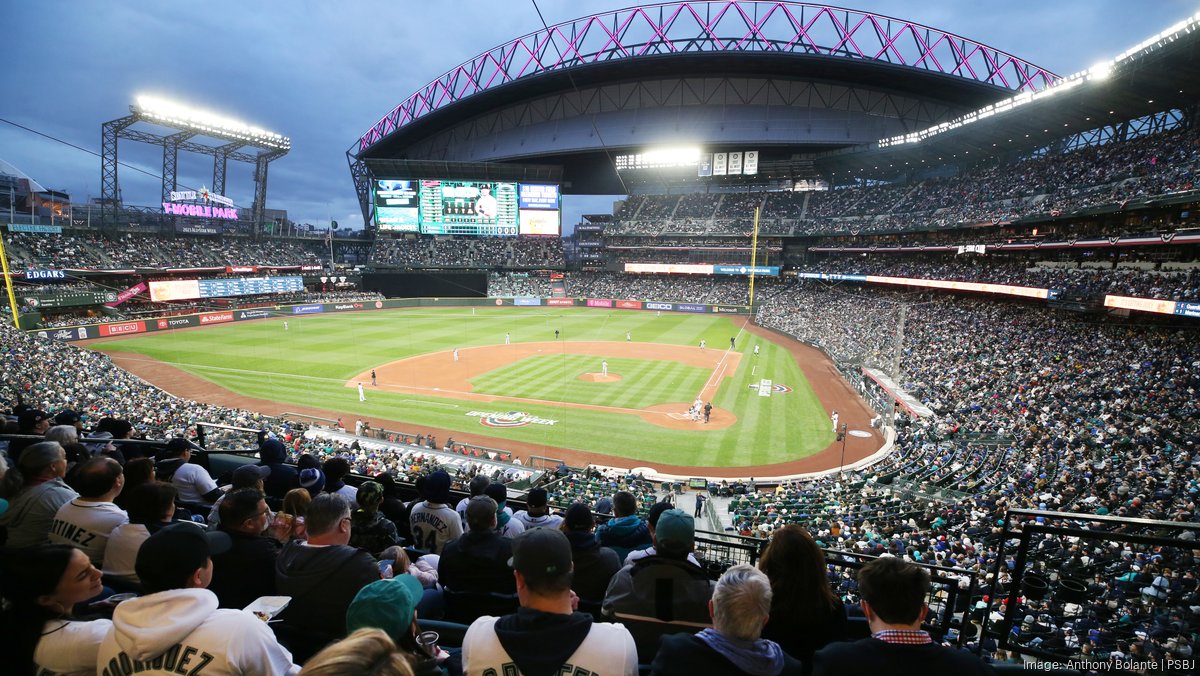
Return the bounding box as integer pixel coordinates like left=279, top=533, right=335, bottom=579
left=579, top=372, right=622, bottom=382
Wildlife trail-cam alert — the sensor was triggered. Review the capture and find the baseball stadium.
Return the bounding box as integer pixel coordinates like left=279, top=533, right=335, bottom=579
left=2, top=2, right=1200, bottom=673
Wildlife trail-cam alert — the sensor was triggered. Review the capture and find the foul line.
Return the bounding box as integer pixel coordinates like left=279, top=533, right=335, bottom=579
left=695, top=320, right=747, bottom=402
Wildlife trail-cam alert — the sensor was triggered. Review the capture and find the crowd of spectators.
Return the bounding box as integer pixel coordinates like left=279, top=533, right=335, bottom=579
left=567, top=271, right=752, bottom=305
left=7, top=231, right=327, bottom=270
left=800, top=256, right=1200, bottom=301
left=486, top=272, right=556, bottom=297
left=753, top=281, right=1200, bottom=666
left=605, top=125, right=1198, bottom=239
left=371, top=236, right=565, bottom=268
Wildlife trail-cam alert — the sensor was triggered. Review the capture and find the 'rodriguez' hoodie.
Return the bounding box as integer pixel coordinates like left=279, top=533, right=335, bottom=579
left=96, top=587, right=298, bottom=674
left=463, top=607, right=639, bottom=676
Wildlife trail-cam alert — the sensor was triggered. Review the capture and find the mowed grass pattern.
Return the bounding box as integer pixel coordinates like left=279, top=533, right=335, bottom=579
left=95, top=307, right=834, bottom=467
left=470, top=354, right=711, bottom=408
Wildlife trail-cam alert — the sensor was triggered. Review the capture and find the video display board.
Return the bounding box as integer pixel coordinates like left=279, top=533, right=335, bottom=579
left=149, top=276, right=304, bottom=302
left=373, top=179, right=420, bottom=232
left=372, top=179, right=560, bottom=236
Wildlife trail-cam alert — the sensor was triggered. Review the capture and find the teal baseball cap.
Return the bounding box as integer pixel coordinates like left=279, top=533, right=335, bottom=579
left=346, top=574, right=424, bottom=641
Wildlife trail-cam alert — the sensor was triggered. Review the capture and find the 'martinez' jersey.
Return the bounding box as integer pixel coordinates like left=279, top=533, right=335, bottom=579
left=48, top=499, right=128, bottom=564
left=462, top=616, right=638, bottom=676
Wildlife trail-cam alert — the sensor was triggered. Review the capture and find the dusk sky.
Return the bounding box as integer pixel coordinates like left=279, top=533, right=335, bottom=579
left=2, top=1, right=1195, bottom=233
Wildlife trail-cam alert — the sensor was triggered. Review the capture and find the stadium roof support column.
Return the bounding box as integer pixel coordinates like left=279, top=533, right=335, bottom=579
left=212, top=142, right=245, bottom=198
left=347, top=155, right=372, bottom=233
left=100, top=114, right=137, bottom=227
left=161, top=131, right=196, bottom=229
left=251, top=149, right=286, bottom=240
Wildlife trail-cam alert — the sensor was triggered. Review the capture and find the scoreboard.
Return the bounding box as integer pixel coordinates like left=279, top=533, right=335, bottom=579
left=150, top=276, right=304, bottom=302
left=373, top=178, right=560, bottom=236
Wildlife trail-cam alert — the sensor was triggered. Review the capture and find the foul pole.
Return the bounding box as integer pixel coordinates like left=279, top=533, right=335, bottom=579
left=747, top=206, right=761, bottom=309
left=0, top=232, right=21, bottom=328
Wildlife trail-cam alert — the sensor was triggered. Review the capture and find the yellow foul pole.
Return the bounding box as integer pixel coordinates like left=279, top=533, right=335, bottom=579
left=0, top=230, right=21, bottom=328
left=747, top=206, right=761, bottom=309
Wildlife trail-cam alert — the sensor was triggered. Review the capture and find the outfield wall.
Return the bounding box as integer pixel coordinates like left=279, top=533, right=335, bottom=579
left=36, top=297, right=751, bottom=342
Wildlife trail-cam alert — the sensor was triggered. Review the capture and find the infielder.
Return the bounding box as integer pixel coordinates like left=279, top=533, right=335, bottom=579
left=699, top=339, right=706, bottom=350
left=453, top=348, right=460, bottom=362
left=626, top=331, right=631, bottom=341
left=358, top=383, right=365, bottom=402
left=831, top=410, right=840, bottom=432
left=505, top=332, right=511, bottom=345
left=371, top=369, right=377, bottom=386
left=602, top=360, right=608, bottom=377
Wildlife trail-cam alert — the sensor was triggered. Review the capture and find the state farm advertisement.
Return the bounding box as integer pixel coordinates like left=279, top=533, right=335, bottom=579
left=98, top=321, right=146, bottom=337
left=199, top=312, right=234, bottom=325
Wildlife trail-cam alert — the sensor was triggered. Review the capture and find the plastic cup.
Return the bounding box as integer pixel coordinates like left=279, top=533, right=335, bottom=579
left=416, top=630, right=440, bottom=658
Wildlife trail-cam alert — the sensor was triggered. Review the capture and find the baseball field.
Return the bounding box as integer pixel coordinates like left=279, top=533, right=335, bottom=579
left=91, top=307, right=843, bottom=469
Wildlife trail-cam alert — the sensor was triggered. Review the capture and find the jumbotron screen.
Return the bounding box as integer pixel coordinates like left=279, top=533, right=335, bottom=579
left=372, top=179, right=560, bottom=236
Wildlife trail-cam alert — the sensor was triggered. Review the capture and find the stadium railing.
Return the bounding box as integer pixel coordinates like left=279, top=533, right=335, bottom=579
left=981, top=508, right=1200, bottom=667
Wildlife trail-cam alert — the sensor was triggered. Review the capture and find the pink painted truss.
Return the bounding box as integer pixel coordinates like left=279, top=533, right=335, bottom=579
left=356, top=1, right=1060, bottom=153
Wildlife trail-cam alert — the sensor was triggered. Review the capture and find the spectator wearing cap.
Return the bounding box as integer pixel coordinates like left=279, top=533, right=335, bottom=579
left=0, top=441, right=78, bottom=548
left=207, top=464, right=272, bottom=528
left=410, top=470, right=463, bottom=554
left=486, top=482, right=525, bottom=538
left=93, top=418, right=137, bottom=463
left=96, top=522, right=299, bottom=674
left=456, top=475, right=491, bottom=522
left=54, top=409, right=84, bottom=436
left=8, top=408, right=51, bottom=461
left=513, top=487, right=563, bottom=531
left=258, top=437, right=298, bottom=503
left=373, top=472, right=412, bottom=543
left=275, top=493, right=381, bottom=646
left=595, top=491, right=651, bottom=562
left=603, top=509, right=714, bottom=629
left=102, top=481, right=179, bottom=586
left=349, top=480, right=400, bottom=557
left=47, top=456, right=128, bottom=565
left=299, top=467, right=326, bottom=496
left=346, top=576, right=444, bottom=676
left=652, top=564, right=803, bottom=676
left=811, top=557, right=995, bottom=676
left=561, top=502, right=621, bottom=607
left=210, top=488, right=282, bottom=609
left=625, top=501, right=702, bottom=568
left=157, top=437, right=222, bottom=507
left=322, top=456, right=358, bottom=502
left=439, top=495, right=517, bottom=595
left=462, top=528, right=638, bottom=676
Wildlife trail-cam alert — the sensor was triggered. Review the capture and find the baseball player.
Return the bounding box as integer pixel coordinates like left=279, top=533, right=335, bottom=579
left=358, top=383, right=365, bottom=402
left=602, top=360, right=608, bottom=377
left=831, top=410, right=840, bottom=433
left=371, top=369, right=377, bottom=386
left=699, top=339, right=706, bottom=350
left=453, top=348, right=460, bottom=362
left=505, top=332, right=511, bottom=345
left=753, top=344, right=760, bottom=357
left=626, top=330, right=631, bottom=342
left=283, top=321, right=289, bottom=331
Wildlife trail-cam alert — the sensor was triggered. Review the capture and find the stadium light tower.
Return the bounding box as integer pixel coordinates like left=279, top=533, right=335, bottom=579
left=101, top=96, right=290, bottom=236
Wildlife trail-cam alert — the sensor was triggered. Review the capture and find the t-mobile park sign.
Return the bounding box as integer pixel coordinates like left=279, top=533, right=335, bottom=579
left=163, top=189, right=238, bottom=219
left=162, top=202, right=238, bottom=219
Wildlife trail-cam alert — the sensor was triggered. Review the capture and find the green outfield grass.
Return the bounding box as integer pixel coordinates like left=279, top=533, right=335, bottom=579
left=94, top=307, right=834, bottom=467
